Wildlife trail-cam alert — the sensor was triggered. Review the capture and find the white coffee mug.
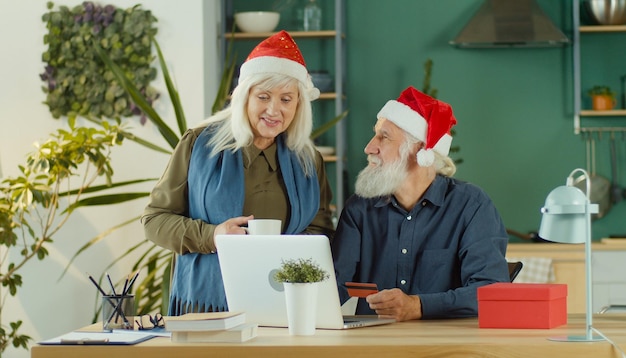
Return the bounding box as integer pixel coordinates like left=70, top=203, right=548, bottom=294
left=246, top=219, right=281, bottom=235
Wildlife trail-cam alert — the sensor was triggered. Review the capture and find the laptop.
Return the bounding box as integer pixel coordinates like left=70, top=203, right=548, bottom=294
left=215, top=234, right=395, bottom=329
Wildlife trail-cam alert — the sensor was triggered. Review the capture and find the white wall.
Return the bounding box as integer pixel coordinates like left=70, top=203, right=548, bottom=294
left=0, top=1, right=219, bottom=356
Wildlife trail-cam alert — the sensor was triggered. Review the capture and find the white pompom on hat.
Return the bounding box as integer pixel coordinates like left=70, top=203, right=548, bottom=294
left=377, top=86, right=457, bottom=167
left=238, top=30, right=320, bottom=100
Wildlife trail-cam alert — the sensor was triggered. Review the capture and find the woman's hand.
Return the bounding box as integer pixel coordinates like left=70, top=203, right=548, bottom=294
left=213, top=215, right=254, bottom=239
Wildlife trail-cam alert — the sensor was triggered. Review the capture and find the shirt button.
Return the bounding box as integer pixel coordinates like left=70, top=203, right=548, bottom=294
left=401, top=248, right=407, bottom=254
left=422, top=201, right=427, bottom=206
left=407, top=215, right=412, bottom=220
left=400, top=279, right=406, bottom=285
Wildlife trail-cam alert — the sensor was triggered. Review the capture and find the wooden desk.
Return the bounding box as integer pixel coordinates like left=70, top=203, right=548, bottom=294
left=31, top=314, right=626, bottom=358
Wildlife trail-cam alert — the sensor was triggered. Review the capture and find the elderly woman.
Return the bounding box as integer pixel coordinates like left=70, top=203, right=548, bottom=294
left=141, top=30, right=335, bottom=315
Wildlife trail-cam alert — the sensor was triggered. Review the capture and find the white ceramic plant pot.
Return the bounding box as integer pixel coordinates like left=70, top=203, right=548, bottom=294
left=283, top=282, right=319, bottom=335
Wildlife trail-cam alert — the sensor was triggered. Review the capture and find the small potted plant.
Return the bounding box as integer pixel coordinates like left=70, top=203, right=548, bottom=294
left=275, top=258, right=329, bottom=283
left=274, top=258, right=329, bottom=335
left=588, top=85, right=616, bottom=110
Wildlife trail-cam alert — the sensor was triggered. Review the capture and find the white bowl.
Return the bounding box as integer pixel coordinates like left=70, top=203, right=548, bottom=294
left=235, top=11, right=280, bottom=33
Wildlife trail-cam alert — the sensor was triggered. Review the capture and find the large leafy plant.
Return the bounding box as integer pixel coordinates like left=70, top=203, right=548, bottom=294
left=0, top=121, right=136, bottom=353
left=68, top=36, right=238, bottom=320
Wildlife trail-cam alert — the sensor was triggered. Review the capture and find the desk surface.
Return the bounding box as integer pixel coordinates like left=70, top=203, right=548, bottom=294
left=31, top=314, right=626, bottom=358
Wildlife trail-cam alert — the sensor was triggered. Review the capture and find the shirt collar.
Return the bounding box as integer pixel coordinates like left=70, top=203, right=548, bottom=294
left=242, top=142, right=279, bottom=171
left=372, top=175, right=448, bottom=208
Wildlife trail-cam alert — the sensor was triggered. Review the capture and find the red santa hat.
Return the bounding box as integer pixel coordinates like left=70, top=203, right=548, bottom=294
left=239, top=30, right=319, bottom=99
left=377, top=86, right=457, bottom=167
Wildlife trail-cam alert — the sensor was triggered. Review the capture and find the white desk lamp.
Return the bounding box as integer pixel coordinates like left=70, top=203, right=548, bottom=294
left=539, top=168, right=603, bottom=342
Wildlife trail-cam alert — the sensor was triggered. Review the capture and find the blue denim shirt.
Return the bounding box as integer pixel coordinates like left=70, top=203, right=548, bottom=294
left=331, top=175, right=509, bottom=319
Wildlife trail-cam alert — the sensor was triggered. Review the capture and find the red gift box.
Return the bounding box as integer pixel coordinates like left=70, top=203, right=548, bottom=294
left=477, top=283, right=567, bottom=329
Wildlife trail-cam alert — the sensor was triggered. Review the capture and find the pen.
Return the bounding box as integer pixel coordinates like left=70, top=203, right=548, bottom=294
left=60, top=338, right=110, bottom=345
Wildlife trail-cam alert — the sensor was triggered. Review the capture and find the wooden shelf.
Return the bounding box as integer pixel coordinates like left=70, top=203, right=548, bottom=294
left=580, top=25, right=626, bottom=33
left=580, top=109, right=626, bottom=116
left=322, top=155, right=338, bottom=162
left=318, top=93, right=346, bottom=100
left=224, top=30, right=340, bottom=40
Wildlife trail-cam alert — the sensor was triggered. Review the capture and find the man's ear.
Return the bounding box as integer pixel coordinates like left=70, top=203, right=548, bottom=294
left=412, top=141, right=425, bottom=155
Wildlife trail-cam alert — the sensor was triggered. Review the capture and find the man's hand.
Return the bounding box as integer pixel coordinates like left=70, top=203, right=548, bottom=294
left=365, top=288, right=422, bottom=321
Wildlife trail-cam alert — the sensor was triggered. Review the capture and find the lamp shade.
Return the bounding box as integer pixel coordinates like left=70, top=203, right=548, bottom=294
left=539, top=185, right=598, bottom=244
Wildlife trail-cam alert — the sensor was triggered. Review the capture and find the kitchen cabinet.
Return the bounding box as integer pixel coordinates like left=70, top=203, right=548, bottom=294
left=591, top=241, right=626, bottom=313
left=219, top=0, right=347, bottom=215
left=572, top=0, right=626, bottom=135
left=507, top=241, right=626, bottom=314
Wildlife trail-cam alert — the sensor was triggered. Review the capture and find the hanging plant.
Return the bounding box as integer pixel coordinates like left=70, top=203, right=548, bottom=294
left=41, top=1, right=159, bottom=123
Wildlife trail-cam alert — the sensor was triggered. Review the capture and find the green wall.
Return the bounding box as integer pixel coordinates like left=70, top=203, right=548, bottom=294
left=341, top=0, right=626, bottom=242
left=230, top=0, right=626, bottom=241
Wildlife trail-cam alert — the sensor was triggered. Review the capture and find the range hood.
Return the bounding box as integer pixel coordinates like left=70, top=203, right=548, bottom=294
left=450, top=0, right=570, bottom=48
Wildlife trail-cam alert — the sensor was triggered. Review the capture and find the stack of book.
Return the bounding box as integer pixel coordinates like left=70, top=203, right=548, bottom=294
left=164, top=311, right=257, bottom=343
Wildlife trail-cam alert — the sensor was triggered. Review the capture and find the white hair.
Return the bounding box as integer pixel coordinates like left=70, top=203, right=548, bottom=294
left=196, top=73, right=317, bottom=176
left=403, top=132, right=456, bottom=177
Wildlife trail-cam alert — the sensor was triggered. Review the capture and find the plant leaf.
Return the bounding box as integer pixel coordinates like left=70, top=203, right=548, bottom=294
left=82, top=116, right=173, bottom=155
left=93, top=42, right=180, bottom=149
left=59, top=215, right=141, bottom=280
left=116, top=130, right=173, bottom=155
left=212, top=30, right=237, bottom=114
left=153, top=38, right=186, bottom=135
left=63, top=193, right=149, bottom=214
left=311, top=110, right=348, bottom=140
left=59, top=179, right=157, bottom=196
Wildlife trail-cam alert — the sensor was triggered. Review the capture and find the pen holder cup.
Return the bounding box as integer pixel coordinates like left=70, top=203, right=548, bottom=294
left=102, top=294, right=135, bottom=331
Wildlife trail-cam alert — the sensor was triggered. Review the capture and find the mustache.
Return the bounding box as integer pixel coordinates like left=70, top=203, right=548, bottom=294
left=367, top=155, right=382, bottom=166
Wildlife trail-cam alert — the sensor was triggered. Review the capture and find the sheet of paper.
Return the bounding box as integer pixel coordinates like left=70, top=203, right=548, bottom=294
left=38, top=331, right=156, bottom=345
left=113, top=327, right=171, bottom=337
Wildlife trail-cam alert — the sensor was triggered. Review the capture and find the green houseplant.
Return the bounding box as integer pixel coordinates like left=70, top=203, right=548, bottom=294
left=0, top=121, right=129, bottom=353
left=587, top=85, right=616, bottom=110
left=274, top=258, right=328, bottom=336
left=38, top=1, right=180, bottom=323
left=41, top=2, right=159, bottom=122
left=274, top=258, right=329, bottom=283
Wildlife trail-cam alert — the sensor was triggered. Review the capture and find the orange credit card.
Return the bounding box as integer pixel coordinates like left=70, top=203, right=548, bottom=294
left=345, top=282, right=378, bottom=298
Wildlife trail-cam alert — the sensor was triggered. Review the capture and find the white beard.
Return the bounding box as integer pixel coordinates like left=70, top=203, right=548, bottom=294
left=354, top=154, right=409, bottom=198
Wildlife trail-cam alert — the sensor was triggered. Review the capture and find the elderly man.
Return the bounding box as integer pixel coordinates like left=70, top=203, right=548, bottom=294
left=332, top=86, right=509, bottom=321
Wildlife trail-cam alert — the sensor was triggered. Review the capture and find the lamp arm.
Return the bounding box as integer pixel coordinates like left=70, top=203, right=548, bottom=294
left=584, top=196, right=594, bottom=340
left=567, top=168, right=591, bottom=200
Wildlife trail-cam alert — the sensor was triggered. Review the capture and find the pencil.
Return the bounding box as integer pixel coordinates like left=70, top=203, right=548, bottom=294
left=88, top=273, right=127, bottom=327
left=106, top=272, right=117, bottom=296
left=88, top=274, right=108, bottom=296
left=125, top=270, right=140, bottom=294
left=121, top=275, right=129, bottom=296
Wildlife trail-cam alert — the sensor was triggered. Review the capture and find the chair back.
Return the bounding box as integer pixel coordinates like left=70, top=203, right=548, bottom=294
left=508, top=261, right=523, bottom=282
